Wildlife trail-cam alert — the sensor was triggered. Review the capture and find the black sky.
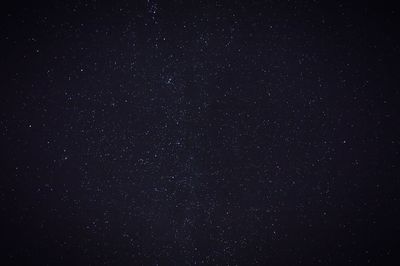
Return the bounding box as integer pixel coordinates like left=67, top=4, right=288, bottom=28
left=1, top=1, right=400, bottom=265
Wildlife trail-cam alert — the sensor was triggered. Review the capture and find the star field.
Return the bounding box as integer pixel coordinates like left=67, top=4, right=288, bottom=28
left=1, top=1, right=400, bottom=265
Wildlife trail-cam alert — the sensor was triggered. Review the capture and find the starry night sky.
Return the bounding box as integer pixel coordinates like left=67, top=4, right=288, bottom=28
left=1, top=1, right=400, bottom=265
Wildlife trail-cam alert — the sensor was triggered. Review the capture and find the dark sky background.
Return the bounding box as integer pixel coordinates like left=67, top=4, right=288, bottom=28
left=1, top=0, right=400, bottom=265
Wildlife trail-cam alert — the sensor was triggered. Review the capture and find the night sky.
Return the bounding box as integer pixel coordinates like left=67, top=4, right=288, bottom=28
left=1, top=1, right=400, bottom=265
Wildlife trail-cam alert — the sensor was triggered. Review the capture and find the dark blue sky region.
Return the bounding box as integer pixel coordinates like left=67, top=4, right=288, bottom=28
left=1, top=1, right=399, bottom=265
